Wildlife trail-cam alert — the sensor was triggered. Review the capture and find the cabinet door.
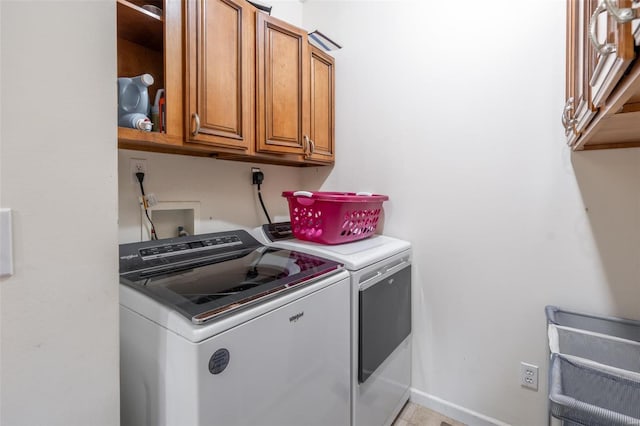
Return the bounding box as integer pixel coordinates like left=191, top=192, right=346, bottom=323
left=565, top=0, right=597, bottom=146
left=308, top=46, right=335, bottom=163
left=588, top=0, right=634, bottom=108
left=566, top=0, right=635, bottom=147
left=564, top=0, right=580, bottom=145
left=185, top=0, right=254, bottom=151
left=256, top=13, right=310, bottom=155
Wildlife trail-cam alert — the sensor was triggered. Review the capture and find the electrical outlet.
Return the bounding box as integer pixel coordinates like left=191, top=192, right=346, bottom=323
left=251, top=167, right=263, bottom=185
left=130, top=158, right=147, bottom=184
left=520, top=362, right=539, bottom=391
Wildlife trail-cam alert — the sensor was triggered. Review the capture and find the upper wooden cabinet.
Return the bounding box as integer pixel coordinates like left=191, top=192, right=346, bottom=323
left=564, top=0, right=640, bottom=150
left=254, top=14, right=335, bottom=164
left=256, top=13, right=310, bottom=156
left=117, top=0, right=336, bottom=166
left=185, top=0, right=254, bottom=152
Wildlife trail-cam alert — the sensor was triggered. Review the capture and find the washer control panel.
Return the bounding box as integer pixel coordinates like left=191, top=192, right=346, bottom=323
left=119, top=230, right=261, bottom=275
left=139, top=236, right=242, bottom=260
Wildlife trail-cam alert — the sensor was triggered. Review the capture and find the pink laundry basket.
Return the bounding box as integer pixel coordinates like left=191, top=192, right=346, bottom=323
left=282, top=191, right=389, bottom=245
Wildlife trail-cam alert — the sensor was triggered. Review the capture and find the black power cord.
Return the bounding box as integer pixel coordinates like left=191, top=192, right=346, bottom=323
left=136, top=172, right=158, bottom=240
left=258, top=187, right=272, bottom=225
left=252, top=169, right=272, bottom=224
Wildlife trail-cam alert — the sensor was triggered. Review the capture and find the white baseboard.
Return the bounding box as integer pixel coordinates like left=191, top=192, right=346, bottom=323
left=410, top=388, right=511, bottom=426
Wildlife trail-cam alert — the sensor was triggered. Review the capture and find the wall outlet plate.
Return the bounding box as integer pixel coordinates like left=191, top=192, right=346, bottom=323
left=130, top=158, right=148, bottom=184
left=251, top=167, right=263, bottom=185
left=520, top=362, right=539, bottom=391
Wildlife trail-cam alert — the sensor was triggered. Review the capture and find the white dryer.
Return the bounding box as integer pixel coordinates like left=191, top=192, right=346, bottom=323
left=255, top=225, right=412, bottom=426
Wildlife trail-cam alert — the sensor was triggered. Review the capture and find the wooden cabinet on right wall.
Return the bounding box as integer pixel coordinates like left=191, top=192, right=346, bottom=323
left=564, top=0, right=640, bottom=150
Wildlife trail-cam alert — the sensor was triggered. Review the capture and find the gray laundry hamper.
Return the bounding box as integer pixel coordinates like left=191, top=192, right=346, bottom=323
left=549, top=354, right=640, bottom=426
left=546, top=306, right=640, bottom=373
left=545, top=306, right=640, bottom=426
left=546, top=306, right=640, bottom=342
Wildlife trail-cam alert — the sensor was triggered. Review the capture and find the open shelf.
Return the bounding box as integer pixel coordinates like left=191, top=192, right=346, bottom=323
left=117, top=0, right=163, bottom=51
left=118, top=127, right=177, bottom=145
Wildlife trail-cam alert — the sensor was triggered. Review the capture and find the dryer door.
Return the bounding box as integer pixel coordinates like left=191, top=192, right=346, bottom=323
left=358, top=264, right=411, bottom=383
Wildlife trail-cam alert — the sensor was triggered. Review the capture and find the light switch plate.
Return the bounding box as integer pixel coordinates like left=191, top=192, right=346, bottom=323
left=0, top=208, right=14, bottom=277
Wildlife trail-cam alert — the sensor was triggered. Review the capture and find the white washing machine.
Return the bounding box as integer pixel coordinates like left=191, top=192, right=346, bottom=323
left=254, top=225, right=412, bottom=426
left=119, top=230, right=351, bottom=426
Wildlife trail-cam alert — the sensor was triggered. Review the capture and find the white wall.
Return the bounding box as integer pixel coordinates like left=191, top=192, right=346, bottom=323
left=0, top=1, right=119, bottom=425
left=268, top=0, right=303, bottom=25
left=118, top=150, right=303, bottom=242
left=301, top=1, right=640, bottom=425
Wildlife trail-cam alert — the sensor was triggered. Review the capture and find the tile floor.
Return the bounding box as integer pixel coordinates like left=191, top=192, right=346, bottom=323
left=392, top=402, right=466, bottom=426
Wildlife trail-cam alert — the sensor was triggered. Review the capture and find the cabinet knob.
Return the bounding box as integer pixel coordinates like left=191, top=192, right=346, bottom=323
left=302, top=135, right=315, bottom=157
left=562, top=97, right=576, bottom=136
left=589, top=2, right=617, bottom=56
left=303, top=135, right=310, bottom=157
left=192, top=113, right=201, bottom=137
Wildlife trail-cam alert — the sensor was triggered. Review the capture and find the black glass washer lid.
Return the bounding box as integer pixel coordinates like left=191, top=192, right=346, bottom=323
left=120, top=245, right=342, bottom=324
